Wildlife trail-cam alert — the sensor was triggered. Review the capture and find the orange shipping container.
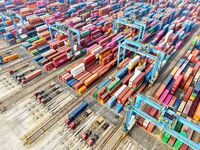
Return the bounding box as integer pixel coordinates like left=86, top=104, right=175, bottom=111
left=170, top=66, right=179, bottom=76
left=77, top=85, right=87, bottom=94
left=39, top=31, right=50, bottom=40
left=84, top=73, right=99, bottom=87
left=117, top=58, right=130, bottom=70
left=183, top=76, right=194, bottom=91
left=168, top=96, right=177, bottom=107
left=32, top=38, right=46, bottom=48
left=181, top=67, right=193, bottom=87
left=193, top=102, right=200, bottom=120
left=3, top=53, right=19, bottom=63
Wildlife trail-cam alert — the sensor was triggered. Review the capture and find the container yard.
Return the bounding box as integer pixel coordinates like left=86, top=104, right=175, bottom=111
left=0, top=0, right=200, bottom=150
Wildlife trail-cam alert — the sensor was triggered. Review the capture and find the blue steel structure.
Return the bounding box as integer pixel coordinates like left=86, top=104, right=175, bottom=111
left=48, top=22, right=81, bottom=55
left=124, top=94, right=200, bottom=150
left=112, top=16, right=146, bottom=41
left=117, top=39, right=165, bottom=85
left=0, top=12, right=26, bottom=39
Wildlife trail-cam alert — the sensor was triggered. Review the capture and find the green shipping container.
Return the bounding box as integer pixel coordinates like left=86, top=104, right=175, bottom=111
left=162, top=132, right=171, bottom=143
left=189, top=46, right=194, bottom=51
left=148, top=27, right=154, bottom=33
left=173, top=131, right=187, bottom=150
left=174, top=121, right=183, bottom=132
left=31, top=49, right=39, bottom=55
left=27, top=36, right=39, bottom=43
left=81, top=30, right=90, bottom=37
left=93, top=89, right=98, bottom=99
left=191, top=92, right=197, bottom=98
left=106, top=78, right=120, bottom=92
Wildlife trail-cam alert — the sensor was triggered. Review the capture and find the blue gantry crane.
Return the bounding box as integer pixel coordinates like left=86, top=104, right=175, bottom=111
left=112, top=16, right=146, bottom=41
left=0, top=12, right=26, bottom=39
left=48, top=22, right=81, bottom=55
left=117, top=39, right=165, bottom=85
left=124, top=94, right=200, bottom=150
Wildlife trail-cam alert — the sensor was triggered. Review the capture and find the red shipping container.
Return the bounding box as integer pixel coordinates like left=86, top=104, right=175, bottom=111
left=168, top=96, right=177, bottom=108
left=117, top=86, right=130, bottom=103
left=87, top=63, right=99, bottom=73
left=179, top=144, right=188, bottom=150
left=132, top=72, right=145, bottom=88
left=122, top=74, right=133, bottom=85
left=154, top=83, right=166, bottom=99
left=80, top=72, right=92, bottom=82
left=82, top=54, right=96, bottom=65
left=188, top=93, right=200, bottom=118
left=192, top=61, right=200, bottom=76
left=136, top=83, right=147, bottom=94
left=47, top=53, right=60, bottom=61
left=183, top=86, right=193, bottom=101
left=78, top=72, right=91, bottom=81
left=121, top=88, right=134, bottom=105
left=73, top=81, right=84, bottom=91
left=137, top=117, right=145, bottom=127
left=92, top=66, right=103, bottom=74
left=144, top=66, right=152, bottom=75
left=100, top=91, right=110, bottom=104
left=101, top=53, right=113, bottom=66
left=183, top=76, right=194, bottom=91
left=74, top=70, right=87, bottom=80
left=57, top=45, right=71, bottom=53
left=97, top=66, right=110, bottom=78
left=171, top=75, right=183, bottom=94
left=40, top=59, right=49, bottom=66
left=53, top=54, right=67, bottom=67
left=63, top=74, right=73, bottom=83
left=168, top=136, right=176, bottom=146
left=42, top=50, right=57, bottom=58
left=97, top=87, right=106, bottom=99
left=24, top=69, right=42, bottom=83
left=111, top=46, right=118, bottom=54
left=117, top=58, right=130, bottom=70
left=149, top=108, right=157, bottom=117
left=43, top=62, right=55, bottom=71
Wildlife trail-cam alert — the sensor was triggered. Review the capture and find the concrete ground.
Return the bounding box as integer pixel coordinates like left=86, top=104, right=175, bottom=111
left=0, top=114, right=25, bottom=150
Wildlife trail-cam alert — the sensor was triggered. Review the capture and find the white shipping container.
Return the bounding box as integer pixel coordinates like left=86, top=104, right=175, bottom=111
left=169, top=23, right=175, bottom=30
left=26, top=14, right=37, bottom=20
left=194, top=68, right=200, bottom=84
left=128, top=70, right=141, bottom=87
left=136, top=62, right=146, bottom=71
left=91, top=46, right=103, bottom=54
left=82, top=24, right=92, bottom=30
left=187, top=54, right=193, bottom=61
left=114, top=84, right=127, bottom=98
left=143, top=119, right=150, bottom=128
left=128, top=55, right=140, bottom=70
left=67, top=52, right=73, bottom=59
left=165, top=30, right=173, bottom=43
left=72, top=17, right=81, bottom=24
left=36, top=24, right=48, bottom=32
left=5, top=25, right=14, bottom=31
left=70, top=63, right=85, bottom=77
left=177, top=101, right=186, bottom=113
left=41, top=49, right=56, bottom=58
left=75, top=51, right=81, bottom=56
